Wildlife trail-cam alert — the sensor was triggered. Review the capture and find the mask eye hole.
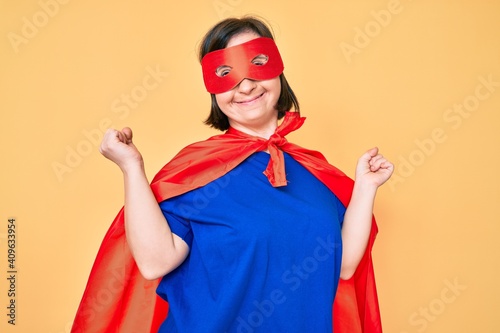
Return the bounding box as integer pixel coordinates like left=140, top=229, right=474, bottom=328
left=215, top=65, right=232, bottom=77
left=251, top=54, right=269, bottom=66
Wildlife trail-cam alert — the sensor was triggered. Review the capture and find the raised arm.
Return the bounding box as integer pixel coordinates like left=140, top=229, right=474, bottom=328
left=340, top=147, right=394, bottom=280
left=100, top=127, right=189, bottom=280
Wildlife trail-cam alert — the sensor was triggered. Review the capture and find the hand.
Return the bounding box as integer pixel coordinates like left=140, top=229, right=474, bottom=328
left=99, top=127, right=143, bottom=172
left=354, top=147, right=394, bottom=188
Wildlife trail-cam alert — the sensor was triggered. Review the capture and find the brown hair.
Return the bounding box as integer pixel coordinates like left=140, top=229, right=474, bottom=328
left=199, top=16, right=300, bottom=131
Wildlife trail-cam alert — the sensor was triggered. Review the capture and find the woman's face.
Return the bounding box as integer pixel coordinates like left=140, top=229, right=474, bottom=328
left=214, top=31, right=281, bottom=138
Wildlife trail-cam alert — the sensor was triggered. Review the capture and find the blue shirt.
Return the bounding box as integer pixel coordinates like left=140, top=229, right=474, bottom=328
left=157, top=152, right=345, bottom=332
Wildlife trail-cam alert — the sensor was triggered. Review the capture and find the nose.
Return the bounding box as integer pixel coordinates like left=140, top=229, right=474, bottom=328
left=236, top=78, right=257, bottom=94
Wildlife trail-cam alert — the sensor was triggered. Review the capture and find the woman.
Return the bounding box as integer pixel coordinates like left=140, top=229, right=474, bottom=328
left=72, top=16, right=393, bottom=333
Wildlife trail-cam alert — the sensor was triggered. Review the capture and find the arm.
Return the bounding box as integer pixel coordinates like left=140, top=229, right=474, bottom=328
left=100, top=127, right=189, bottom=280
left=340, top=147, right=393, bottom=280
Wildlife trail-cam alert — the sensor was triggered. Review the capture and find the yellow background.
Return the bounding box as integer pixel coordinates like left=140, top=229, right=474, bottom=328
left=1, top=0, right=499, bottom=332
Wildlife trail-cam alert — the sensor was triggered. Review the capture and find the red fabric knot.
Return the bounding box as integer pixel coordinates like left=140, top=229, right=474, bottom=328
left=262, top=112, right=306, bottom=187
left=263, top=132, right=288, bottom=187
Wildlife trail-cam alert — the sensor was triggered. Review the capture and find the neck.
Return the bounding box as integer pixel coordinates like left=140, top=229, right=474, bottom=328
left=228, top=121, right=278, bottom=140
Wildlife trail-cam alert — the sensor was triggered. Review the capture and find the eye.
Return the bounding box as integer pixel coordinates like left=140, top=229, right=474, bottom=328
left=251, top=54, right=269, bottom=66
left=215, top=65, right=232, bottom=77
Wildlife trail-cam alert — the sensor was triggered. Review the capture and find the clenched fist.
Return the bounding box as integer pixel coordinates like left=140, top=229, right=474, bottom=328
left=99, top=127, right=143, bottom=172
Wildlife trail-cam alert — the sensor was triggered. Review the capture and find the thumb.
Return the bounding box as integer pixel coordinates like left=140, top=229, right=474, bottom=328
left=122, top=127, right=133, bottom=144
left=361, top=147, right=379, bottom=161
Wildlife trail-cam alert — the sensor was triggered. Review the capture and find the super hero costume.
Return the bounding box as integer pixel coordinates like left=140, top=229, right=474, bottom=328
left=157, top=151, right=346, bottom=332
left=71, top=37, right=383, bottom=333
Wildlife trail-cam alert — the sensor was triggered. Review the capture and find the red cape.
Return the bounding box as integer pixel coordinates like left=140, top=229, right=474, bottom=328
left=71, top=112, right=382, bottom=333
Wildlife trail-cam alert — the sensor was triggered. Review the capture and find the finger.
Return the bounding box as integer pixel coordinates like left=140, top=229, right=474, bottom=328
left=368, top=154, right=384, bottom=170
left=100, top=129, right=118, bottom=154
left=103, top=128, right=117, bottom=140
left=366, top=147, right=378, bottom=157
left=373, top=162, right=394, bottom=176
left=103, top=129, right=120, bottom=145
left=360, top=147, right=379, bottom=164
left=380, top=160, right=395, bottom=172
left=371, top=156, right=391, bottom=172
left=369, top=154, right=384, bottom=165
left=116, top=130, right=127, bottom=143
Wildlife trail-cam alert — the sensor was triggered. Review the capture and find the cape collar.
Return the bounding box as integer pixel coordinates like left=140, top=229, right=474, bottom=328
left=225, top=111, right=306, bottom=187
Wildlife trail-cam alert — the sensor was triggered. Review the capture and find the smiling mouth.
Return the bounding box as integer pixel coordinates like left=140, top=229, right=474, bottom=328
left=236, top=92, right=264, bottom=104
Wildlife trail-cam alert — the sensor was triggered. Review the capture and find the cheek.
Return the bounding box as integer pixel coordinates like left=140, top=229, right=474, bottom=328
left=266, top=77, right=281, bottom=101
left=215, top=93, right=227, bottom=106
left=215, top=92, right=233, bottom=113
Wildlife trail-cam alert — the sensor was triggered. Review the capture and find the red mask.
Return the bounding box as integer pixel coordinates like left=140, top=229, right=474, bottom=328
left=201, top=37, right=284, bottom=94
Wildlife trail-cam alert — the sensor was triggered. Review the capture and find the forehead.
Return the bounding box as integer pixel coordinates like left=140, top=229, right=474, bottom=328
left=226, top=31, right=262, bottom=48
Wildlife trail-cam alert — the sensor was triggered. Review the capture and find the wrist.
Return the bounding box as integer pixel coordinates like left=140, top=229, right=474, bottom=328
left=352, top=179, right=378, bottom=196
left=120, top=159, right=145, bottom=176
